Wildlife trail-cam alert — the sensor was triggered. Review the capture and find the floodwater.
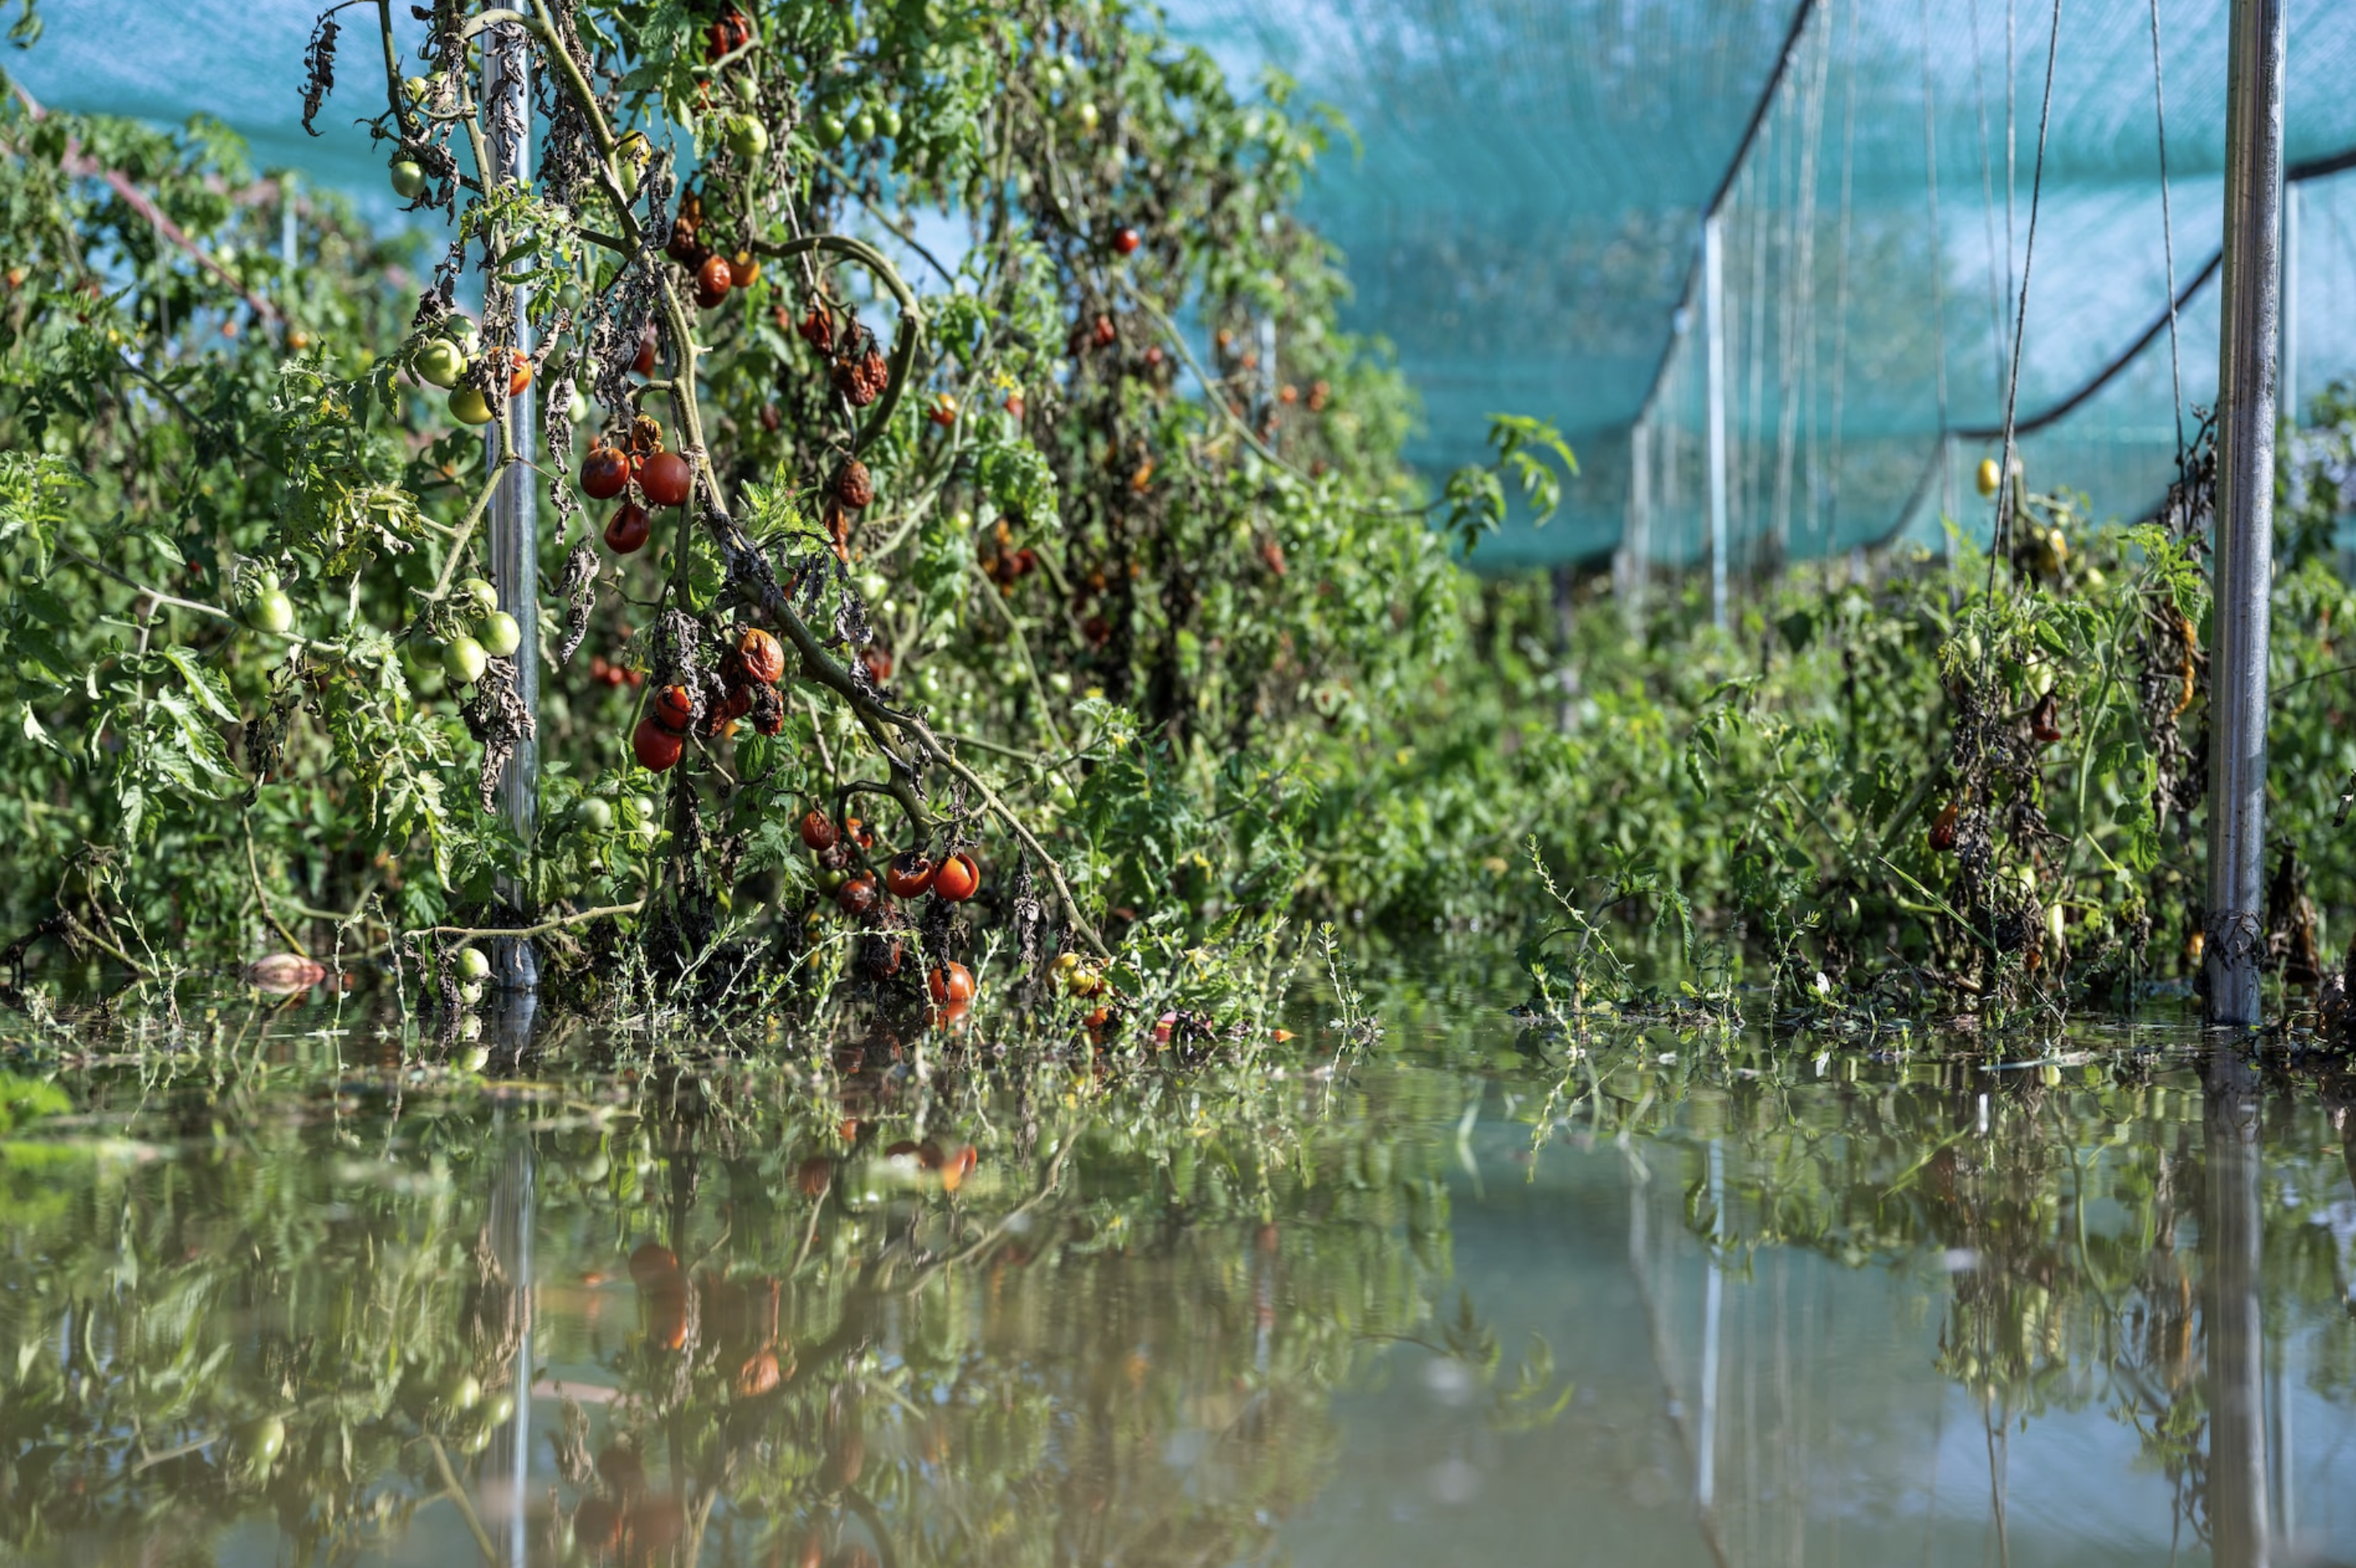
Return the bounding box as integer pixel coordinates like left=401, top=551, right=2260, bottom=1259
left=2, top=971, right=2354, bottom=1567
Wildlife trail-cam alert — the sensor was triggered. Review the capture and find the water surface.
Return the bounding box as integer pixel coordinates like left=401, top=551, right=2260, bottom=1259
left=1, top=982, right=2351, bottom=1566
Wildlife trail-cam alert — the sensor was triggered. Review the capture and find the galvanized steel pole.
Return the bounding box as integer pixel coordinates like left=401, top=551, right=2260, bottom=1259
left=1703, top=215, right=1729, bottom=633
left=484, top=18, right=540, bottom=991
left=2204, top=0, right=2283, bottom=1028
left=2281, top=183, right=2301, bottom=430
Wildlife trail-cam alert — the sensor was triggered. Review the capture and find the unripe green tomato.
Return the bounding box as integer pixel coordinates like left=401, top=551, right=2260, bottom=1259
left=458, top=1016, right=483, bottom=1043
left=442, top=635, right=489, bottom=686
left=618, top=159, right=641, bottom=199
left=858, top=571, right=890, bottom=602
left=413, top=338, right=468, bottom=388
left=459, top=1045, right=489, bottom=1071
left=579, top=1149, right=611, bottom=1183
left=460, top=979, right=485, bottom=1007
left=449, top=384, right=494, bottom=425
left=478, top=610, right=522, bottom=658
left=629, top=795, right=659, bottom=840
left=1075, top=101, right=1099, bottom=134
left=482, top=1391, right=515, bottom=1427
left=458, top=577, right=499, bottom=616
left=404, top=75, right=431, bottom=101
left=724, top=113, right=770, bottom=160
left=556, top=281, right=585, bottom=313
left=1042, top=60, right=1065, bottom=90
left=444, top=1373, right=482, bottom=1412
left=852, top=109, right=877, bottom=142
left=444, top=314, right=481, bottom=352
left=816, top=113, right=847, bottom=149
left=458, top=946, right=491, bottom=981
left=577, top=797, right=615, bottom=832
left=231, top=1416, right=286, bottom=1474
left=390, top=159, right=428, bottom=199
left=245, top=588, right=295, bottom=636
left=879, top=104, right=901, bottom=138
left=567, top=388, right=589, bottom=423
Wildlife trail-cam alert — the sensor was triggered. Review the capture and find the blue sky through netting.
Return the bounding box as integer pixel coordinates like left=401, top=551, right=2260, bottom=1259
left=15, top=0, right=2356, bottom=568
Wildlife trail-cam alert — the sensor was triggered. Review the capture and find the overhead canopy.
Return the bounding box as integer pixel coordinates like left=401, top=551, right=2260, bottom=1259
left=1167, top=0, right=2356, bottom=565
left=17, top=0, right=2356, bottom=569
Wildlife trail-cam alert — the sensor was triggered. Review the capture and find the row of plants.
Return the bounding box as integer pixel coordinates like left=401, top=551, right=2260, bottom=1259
left=4, top=0, right=2356, bottom=1036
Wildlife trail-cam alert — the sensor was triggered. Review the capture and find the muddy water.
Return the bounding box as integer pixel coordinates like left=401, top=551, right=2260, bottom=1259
left=0, top=988, right=2351, bottom=1566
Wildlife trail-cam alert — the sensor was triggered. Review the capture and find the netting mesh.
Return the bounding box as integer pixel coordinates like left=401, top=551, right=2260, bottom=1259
left=18, top=0, right=2356, bottom=573
left=1172, top=0, right=2356, bottom=568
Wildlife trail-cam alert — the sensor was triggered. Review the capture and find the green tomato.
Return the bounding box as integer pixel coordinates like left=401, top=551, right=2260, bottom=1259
left=567, top=388, right=589, bottom=423
left=815, top=113, right=847, bottom=149
left=459, top=1045, right=490, bottom=1073
left=724, top=113, right=770, bottom=161
left=478, top=610, right=522, bottom=658
left=482, top=1391, right=516, bottom=1427
left=458, top=946, right=492, bottom=982
left=618, top=159, right=641, bottom=199
left=403, top=75, right=431, bottom=101
left=231, top=1416, right=285, bottom=1474
left=1074, top=101, right=1100, bottom=135
left=458, top=577, right=499, bottom=616
left=556, top=281, right=585, bottom=313
left=459, top=979, right=485, bottom=1007
left=389, top=159, right=428, bottom=200
left=442, top=635, right=489, bottom=687
left=444, top=1373, right=483, bottom=1413
left=879, top=105, right=901, bottom=139
left=852, top=109, right=878, bottom=142
left=413, top=338, right=468, bottom=388
left=449, top=384, right=495, bottom=425
left=1042, top=60, right=1066, bottom=90
left=244, top=588, right=295, bottom=636
left=577, top=797, right=615, bottom=832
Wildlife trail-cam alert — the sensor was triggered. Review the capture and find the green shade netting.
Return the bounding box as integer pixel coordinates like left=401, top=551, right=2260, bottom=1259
left=18, top=1, right=2356, bottom=569
left=1168, top=0, right=2356, bottom=566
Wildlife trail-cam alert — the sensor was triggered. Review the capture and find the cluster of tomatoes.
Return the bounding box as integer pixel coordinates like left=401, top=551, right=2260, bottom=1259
left=978, top=517, right=1036, bottom=595
left=585, top=653, right=646, bottom=691
left=631, top=626, right=787, bottom=772
left=797, top=809, right=981, bottom=1008
left=581, top=417, right=693, bottom=555
left=794, top=302, right=890, bottom=410
left=666, top=191, right=760, bottom=312
left=410, top=314, right=532, bottom=427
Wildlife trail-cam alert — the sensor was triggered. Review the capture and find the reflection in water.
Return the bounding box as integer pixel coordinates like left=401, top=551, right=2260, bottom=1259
left=2207, top=1045, right=2268, bottom=1568
left=0, top=1001, right=2351, bottom=1566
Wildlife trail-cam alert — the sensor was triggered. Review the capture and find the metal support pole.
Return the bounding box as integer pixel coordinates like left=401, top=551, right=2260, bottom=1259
left=1704, top=215, right=1730, bottom=633
left=484, top=19, right=540, bottom=991
left=2204, top=0, right=2283, bottom=1028
left=2281, top=183, right=2301, bottom=430
left=1622, top=417, right=1652, bottom=622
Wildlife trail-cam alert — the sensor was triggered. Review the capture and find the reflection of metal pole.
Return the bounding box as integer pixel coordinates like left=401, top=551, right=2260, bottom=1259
left=2204, top=0, right=2284, bottom=1027
left=1698, top=1140, right=1724, bottom=1511
left=2204, top=1045, right=2269, bottom=1568
left=484, top=15, right=540, bottom=991
left=1704, top=216, right=1730, bottom=633
left=486, top=1131, right=537, bottom=1566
